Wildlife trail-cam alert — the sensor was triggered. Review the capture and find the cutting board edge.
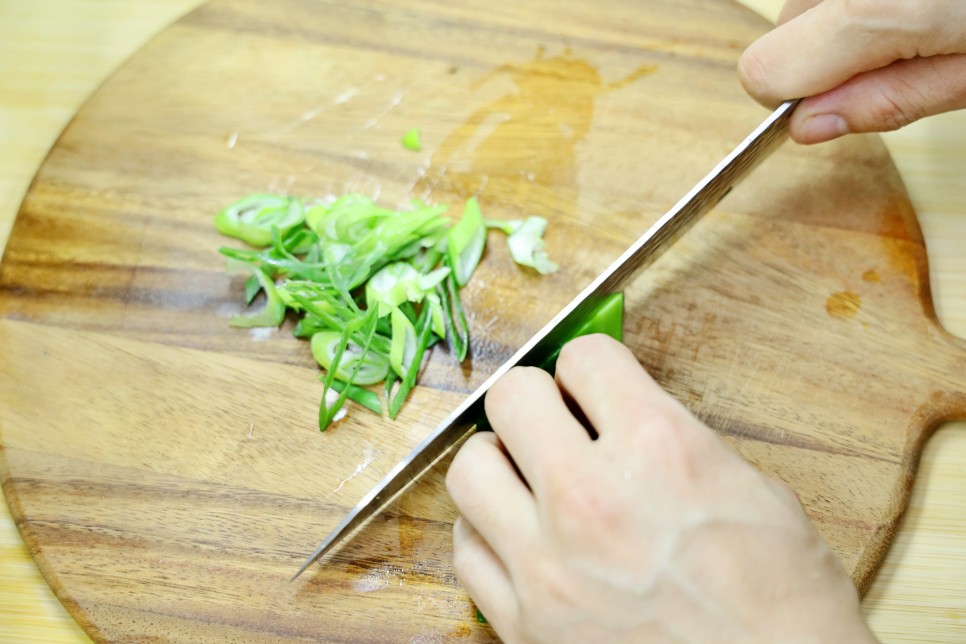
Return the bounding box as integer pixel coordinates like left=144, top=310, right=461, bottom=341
left=852, top=319, right=966, bottom=593
left=0, top=3, right=209, bottom=273
left=0, top=453, right=104, bottom=641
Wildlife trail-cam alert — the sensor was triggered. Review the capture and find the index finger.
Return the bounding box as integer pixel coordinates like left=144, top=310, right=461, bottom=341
left=483, top=366, right=591, bottom=498
left=553, top=334, right=696, bottom=440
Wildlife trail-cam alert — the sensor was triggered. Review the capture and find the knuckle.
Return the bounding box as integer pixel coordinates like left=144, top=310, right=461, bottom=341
left=840, top=0, right=928, bottom=56
left=546, top=469, right=625, bottom=539
left=839, top=0, right=881, bottom=24
left=451, top=533, right=481, bottom=582
left=626, top=416, right=714, bottom=485
left=839, top=0, right=909, bottom=31
left=870, top=82, right=924, bottom=131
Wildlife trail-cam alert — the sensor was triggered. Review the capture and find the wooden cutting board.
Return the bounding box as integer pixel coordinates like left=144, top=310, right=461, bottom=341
left=1, top=0, right=964, bottom=640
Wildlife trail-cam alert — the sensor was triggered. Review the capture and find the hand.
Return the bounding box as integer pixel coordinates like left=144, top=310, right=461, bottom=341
left=738, top=0, right=966, bottom=143
left=446, top=334, right=876, bottom=643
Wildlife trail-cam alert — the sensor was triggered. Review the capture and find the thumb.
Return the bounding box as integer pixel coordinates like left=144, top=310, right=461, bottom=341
left=790, top=53, right=966, bottom=144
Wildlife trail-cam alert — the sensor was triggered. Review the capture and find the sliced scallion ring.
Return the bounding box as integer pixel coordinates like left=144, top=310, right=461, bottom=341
left=216, top=190, right=559, bottom=429
left=401, top=127, right=422, bottom=151
left=229, top=266, right=285, bottom=328
left=446, top=197, right=485, bottom=286
left=311, top=331, right=390, bottom=386
left=215, top=194, right=305, bottom=247
left=506, top=216, right=558, bottom=275
left=389, top=306, right=418, bottom=378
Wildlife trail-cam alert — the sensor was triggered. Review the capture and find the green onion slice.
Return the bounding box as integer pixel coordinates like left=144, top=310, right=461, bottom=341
left=401, top=127, right=422, bottom=151
left=438, top=266, right=470, bottom=361
left=389, top=306, right=418, bottom=378
left=446, top=197, right=486, bottom=286
left=215, top=194, right=305, bottom=247
left=229, top=266, right=286, bottom=328
left=366, top=261, right=451, bottom=317
left=216, top=191, right=559, bottom=427
left=492, top=216, right=558, bottom=274
left=329, top=380, right=383, bottom=415
left=389, top=305, right=436, bottom=418
left=311, top=330, right=390, bottom=386
left=538, top=292, right=624, bottom=373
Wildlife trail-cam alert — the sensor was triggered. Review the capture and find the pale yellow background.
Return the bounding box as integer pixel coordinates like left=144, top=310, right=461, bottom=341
left=1, top=0, right=964, bottom=641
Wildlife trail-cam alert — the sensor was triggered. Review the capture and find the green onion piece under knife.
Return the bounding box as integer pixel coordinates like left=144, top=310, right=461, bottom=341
left=229, top=266, right=286, bottom=328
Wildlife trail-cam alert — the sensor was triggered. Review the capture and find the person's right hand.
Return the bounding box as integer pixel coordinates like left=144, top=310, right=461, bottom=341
left=738, top=0, right=966, bottom=144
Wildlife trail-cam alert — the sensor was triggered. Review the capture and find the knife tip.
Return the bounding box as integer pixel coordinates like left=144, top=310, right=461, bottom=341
left=290, top=569, right=306, bottom=582
left=291, top=555, right=317, bottom=582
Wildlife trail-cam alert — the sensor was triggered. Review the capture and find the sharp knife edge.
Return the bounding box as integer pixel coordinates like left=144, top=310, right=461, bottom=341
left=292, top=99, right=799, bottom=579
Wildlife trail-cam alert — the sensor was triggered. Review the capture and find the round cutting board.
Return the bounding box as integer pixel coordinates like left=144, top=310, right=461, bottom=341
left=1, top=0, right=965, bottom=641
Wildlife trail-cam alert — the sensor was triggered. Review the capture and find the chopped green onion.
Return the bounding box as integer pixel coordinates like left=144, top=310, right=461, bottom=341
left=501, top=216, right=558, bottom=275
left=425, top=292, right=446, bottom=338
left=215, top=194, right=305, bottom=247
left=539, top=292, right=624, bottom=373
left=401, top=128, right=422, bottom=151
left=384, top=368, right=399, bottom=408
left=447, top=197, right=485, bottom=286
left=319, top=309, right=381, bottom=429
left=574, top=291, right=624, bottom=342
left=311, top=330, right=389, bottom=386
left=244, top=273, right=262, bottom=305
left=366, top=261, right=451, bottom=317
left=389, top=306, right=436, bottom=418
left=438, top=267, right=470, bottom=361
left=366, top=262, right=422, bottom=316
left=216, top=191, right=557, bottom=429
left=389, top=306, right=418, bottom=378
left=330, top=380, right=383, bottom=415
left=229, top=266, right=285, bottom=328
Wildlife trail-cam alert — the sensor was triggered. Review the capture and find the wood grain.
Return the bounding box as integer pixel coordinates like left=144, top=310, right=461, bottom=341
left=2, top=0, right=965, bottom=641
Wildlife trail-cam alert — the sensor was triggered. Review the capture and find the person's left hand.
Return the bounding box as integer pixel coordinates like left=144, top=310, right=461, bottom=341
left=445, top=334, right=872, bottom=643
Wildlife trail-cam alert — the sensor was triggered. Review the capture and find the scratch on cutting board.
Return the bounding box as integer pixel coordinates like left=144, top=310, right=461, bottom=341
left=272, top=103, right=330, bottom=136
left=247, top=420, right=254, bottom=439
left=480, top=315, right=499, bottom=334
left=245, top=94, right=346, bottom=141
left=334, top=448, right=377, bottom=493
left=363, top=91, right=404, bottom=131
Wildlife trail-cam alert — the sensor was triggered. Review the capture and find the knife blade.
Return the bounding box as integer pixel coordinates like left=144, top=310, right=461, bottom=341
left=292, top=98, right=799, bottom=579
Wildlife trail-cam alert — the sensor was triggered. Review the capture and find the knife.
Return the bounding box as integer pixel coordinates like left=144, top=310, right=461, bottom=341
left=292, top=98, right=799, bottom=579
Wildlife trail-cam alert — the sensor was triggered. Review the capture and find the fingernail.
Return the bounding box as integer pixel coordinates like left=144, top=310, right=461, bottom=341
left=799, top=113, right=850, bottom=143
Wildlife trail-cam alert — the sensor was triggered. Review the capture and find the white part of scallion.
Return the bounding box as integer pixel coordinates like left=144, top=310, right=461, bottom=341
left=389, top=307, right=418, bottom=378
left=447, top=197, right=486, bottom=286
left=506, top=216, right=558, bottom=275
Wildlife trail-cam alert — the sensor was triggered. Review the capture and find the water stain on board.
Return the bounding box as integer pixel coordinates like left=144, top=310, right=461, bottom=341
left=415, top=47, right=656, bottom=207
left=825, top=290, right=861, bottom=320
